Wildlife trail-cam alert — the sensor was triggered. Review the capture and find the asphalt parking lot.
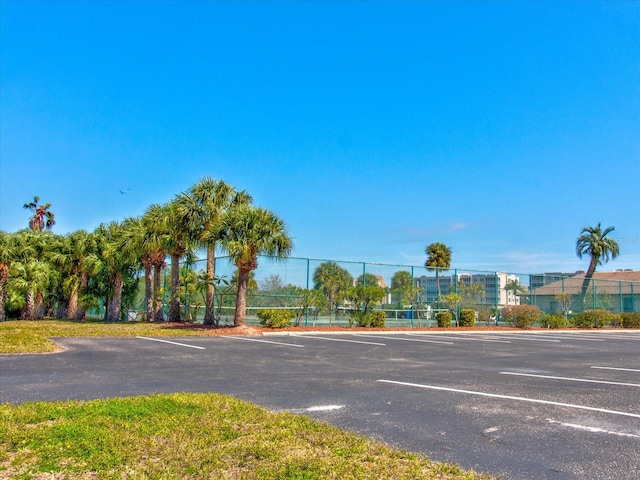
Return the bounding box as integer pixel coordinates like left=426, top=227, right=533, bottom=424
left=2, top=330, right=639, bottom=479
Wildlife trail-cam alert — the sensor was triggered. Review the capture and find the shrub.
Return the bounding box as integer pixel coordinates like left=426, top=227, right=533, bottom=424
left=572, top=309, right=619, bottom=329
left=459, top=309, right=476, bottom=327
left=621, top=312, right=640, bottom=329
left=478, top=310, right=493, bottom=325
left=256, top=309, right=296, bottom=328
left=502, top=305, right=541, bottom=329
left=349, top=310, right=366, bottom=327
left=436, top=311, right=452, bottom=328
left=540, top=314, right=567, bottom=329
left=368, top=310, right=386, bottom=328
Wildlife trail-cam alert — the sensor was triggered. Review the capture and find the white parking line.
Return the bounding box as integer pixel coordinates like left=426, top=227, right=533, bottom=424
left=547, top=419, right=640, bottom=438
left=500, top=371, right=640, bottom=388
left=409, top=333, right=511, bottom=344
left=591, top=366, right=640, bottom=373
left=355, top=334, right=453, bottom=345
left=527, top=334, right=603, bottom=342
left=224, top=337, right=304, bottom=348
left=136, top=336, right=206, bottom=350
left=292, top=335, right=385, bottom=346
left=490, top=334, right=560, bottom=343
left=377, top=379, right=640, bottom=419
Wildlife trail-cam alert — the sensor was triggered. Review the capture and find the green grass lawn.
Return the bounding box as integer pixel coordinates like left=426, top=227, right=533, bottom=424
left=1, top=321, right=493, bottom=479
left=0, top=393, right=491, bottom=480
left=0, top=319, right=223, bottom=354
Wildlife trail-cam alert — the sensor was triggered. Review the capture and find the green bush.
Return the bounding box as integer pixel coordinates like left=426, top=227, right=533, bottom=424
left=368, top=310, right=386, bottom=328
left=502, top=305, right=541, bottom=329
left=621, top=312, right=640, bottom=329
left=256, top=309, right=296, bottom=328
left=349, top=310, right=366, bottom=327
left=572, top=309, right=619, bottom=329
left=436, top=311, right=452, bottom=328
left=350, top=310, right=387, bottom=328
left=459, top=309, right=476, bottom=327
left=478, top=310, right=493, bottom=325
left=540, top=314, right=567, bottom=329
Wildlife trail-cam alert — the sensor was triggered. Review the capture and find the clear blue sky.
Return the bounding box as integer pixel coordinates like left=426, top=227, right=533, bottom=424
left=1, top=0, right=638, bottom=275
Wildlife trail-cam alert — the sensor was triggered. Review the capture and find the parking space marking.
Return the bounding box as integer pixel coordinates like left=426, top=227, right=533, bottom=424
left=527, top=334, right=604, bottom=342
left=292, top=335, right=385, bottom=346
left=224, top=337, right=304, bottom=348
left=547, top=419, right=640, bottom=438
left=409, top=333, right=511, bottom=344
left=377, top=379, right=640, bottom=419
left=136, top=336, right=206, bottom=350
left=500, top=371, right=640, bottom=388
left=355, top=334, right=452, bottom=345
left=490, top=334, right=561, bottom=343
left=591, top=366, right=640, bottom=373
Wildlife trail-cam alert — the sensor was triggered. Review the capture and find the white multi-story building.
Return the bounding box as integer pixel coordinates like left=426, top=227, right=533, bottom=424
left=415, top=272, right=522, bottom=307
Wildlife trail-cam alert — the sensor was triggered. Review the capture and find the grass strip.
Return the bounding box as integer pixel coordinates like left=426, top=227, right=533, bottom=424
left=0, top=393, right=492, bottom=480
left=0, top=320, right=224, bottom=354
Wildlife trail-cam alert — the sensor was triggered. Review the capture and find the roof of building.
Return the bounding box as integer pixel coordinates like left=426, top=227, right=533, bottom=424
left=533, top=270, right=640, bottom=295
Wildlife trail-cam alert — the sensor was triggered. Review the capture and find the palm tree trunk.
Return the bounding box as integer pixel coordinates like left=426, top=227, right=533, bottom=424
left=234, top=268, right=249, bottom=327
left=35, top=291, right=45, bottom=320
left=168, top=254, right=181, bottom=322
left=107, top=273, right=124, bottom=322
left=435, top=269, right=441, bottom=299
left=153, top=264, right=164, bottom=322
left=67, top=282, right=79, bottom=320
left=143, top=261, right=153, bottom=322
left=23, top=290, right=35, bottom=320
left=579, top=257, right=598, bottom=310
left=0, top=265, right=8, bottom=322
left=74, top=272, right=88, bottom=321
left=203, top=246, right=215, bottom=325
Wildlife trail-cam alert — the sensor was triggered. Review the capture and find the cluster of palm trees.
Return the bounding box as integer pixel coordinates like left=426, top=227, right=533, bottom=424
left=0, top=178, right=292, bottom=326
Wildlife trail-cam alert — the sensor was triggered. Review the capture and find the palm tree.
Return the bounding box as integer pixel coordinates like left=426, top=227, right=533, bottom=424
left=48, top=230, right=96, bottom=319
left=175, top=177, right=252, bottom=324
left=23, top=196, right=55, bottom=231
left=576, top=223, right=620, bottom=307
left=162, top=200, right=198, bottom=323
left=140, top=204, right=171, bottom=322
left=95, top=222, right=140, bottom=322
left=119, top=213, right=168, bottom=322
left=9, top=229, right=54, bottom=319
left=0, top=232, right=16, bottom=321
left=425, top=242, right=452, bottom=299
left=504, top=279, right=527, bottom=305
left=312, top=262, right=353, bottom=325
left=219, top=206, right=293, bottom=327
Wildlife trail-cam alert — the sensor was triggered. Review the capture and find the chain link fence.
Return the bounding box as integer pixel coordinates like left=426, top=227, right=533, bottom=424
left=159, top=256, right=640, bottom=326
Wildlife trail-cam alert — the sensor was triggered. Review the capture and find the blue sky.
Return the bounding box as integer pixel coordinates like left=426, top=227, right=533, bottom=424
left=1, top=0, right=639, bottom=275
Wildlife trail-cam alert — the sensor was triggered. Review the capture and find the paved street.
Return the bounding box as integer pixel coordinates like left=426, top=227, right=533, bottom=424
left=2, top=330, right=640, bottom=479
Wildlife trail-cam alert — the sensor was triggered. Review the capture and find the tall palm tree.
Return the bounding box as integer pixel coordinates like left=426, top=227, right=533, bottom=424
left=9, top=229, right=54, bottom=319
left=425, top=242, right=452, bottom=299
left=96, top=222, right=140, bottom=322
left=120, top=213, right=168, bottom=322
left=219, top=206, right=293, bottom=327
left=23, top=196, right=55, bottom=231
left=576, top=223, right=620, bottom=306
left=175, top=177, right=252, bottom=324
left=0, top=232, right=16, bottom=321
left=48, top=230, right=96, bottom=319
left=312, top=262, right=353, bottom=325
left=162, top=200, right=198, bottom=323
left=140, top=204, right=171, bottom=322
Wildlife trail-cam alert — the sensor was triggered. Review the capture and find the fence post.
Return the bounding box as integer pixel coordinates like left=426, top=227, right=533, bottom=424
left=619, top=281, right=623, bottom=313
left=305, top=258, right=310, bottom=326
left=410, top=266, right=415, bottom=328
